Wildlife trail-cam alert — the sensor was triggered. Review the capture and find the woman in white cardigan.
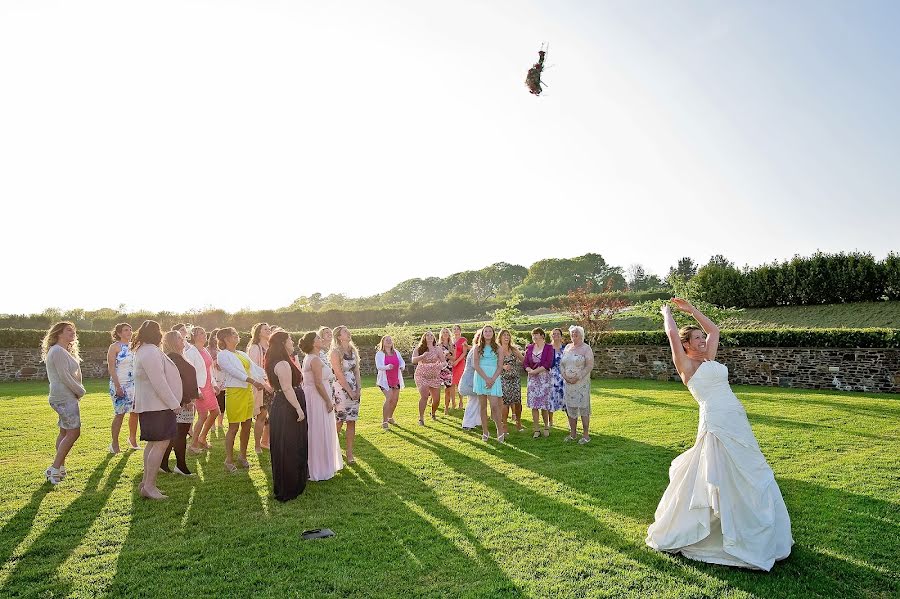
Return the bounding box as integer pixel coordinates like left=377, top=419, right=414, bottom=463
left=216, top=327, right=268, bottom=472
left=132, top=320, right=184, bottom=500
left=375, top=335, right=405, bottom=430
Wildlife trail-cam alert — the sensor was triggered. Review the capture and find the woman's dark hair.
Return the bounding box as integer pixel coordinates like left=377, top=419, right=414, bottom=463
left=131, top=320, right=162, bottom=351
left=531, top=327, right=546, bottom=338
left=208, top=328, right=220, bottom=349
left=111, top=322, right=132, bottom=341
left=415, top=331, right=435, bottom=357
left=171, top=323, right=187, bottom=332
left=216, top=327, right=237, bottom=350
left=265, top=331, right=301, bottom=389
left=299, top=331, right=317, bottom=355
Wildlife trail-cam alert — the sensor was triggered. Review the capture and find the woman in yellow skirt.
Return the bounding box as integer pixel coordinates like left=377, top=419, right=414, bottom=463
left=215, top=328, right=269, bottom=472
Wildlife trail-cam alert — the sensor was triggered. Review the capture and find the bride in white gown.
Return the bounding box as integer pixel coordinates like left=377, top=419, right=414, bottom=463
left=645, top=298, right=793, bottom=571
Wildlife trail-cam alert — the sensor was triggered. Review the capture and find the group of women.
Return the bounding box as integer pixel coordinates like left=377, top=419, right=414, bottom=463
left=42, top=321, right=350, bottom=502
left=40, top=302, right=793, bottom=572
left=402, top=324, right=594, bottom=444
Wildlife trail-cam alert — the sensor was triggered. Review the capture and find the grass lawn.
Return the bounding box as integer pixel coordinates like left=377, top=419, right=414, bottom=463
left=0, top=377, right=898, bottom=598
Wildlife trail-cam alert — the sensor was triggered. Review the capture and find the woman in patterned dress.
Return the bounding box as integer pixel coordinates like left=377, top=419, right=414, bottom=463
left=548, top=327, right=567, bottom=428
left=107, top=323, right=139, bottom=453
left=524, top=327, right=554, bottom=438
left=330, top=326, right=362, bottom=464
left=451, top=324, right=468, bottom=409
left=498, top=329, right=524, bottom=436
left=412, top=331, right=444, bottom=425
left=438, top=328, right=455, bottom=415
left=562, top=325, right=594, bottom=444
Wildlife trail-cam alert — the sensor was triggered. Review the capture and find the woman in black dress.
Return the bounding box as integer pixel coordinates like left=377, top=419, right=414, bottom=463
left=264, top=331, right=308, bottom=501
left=162, top=331, right=200, bottom=475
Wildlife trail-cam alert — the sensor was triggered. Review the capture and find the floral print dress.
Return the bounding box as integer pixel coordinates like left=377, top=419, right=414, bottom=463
left=332, top=350, right=360, bottom=422
left=439, top=343, right=454, bottom=388
left=549, top=343, right=567, bottom=411
left=500, top=353, right=522, bottom=405
left=109, top=342, right=135, bottom=414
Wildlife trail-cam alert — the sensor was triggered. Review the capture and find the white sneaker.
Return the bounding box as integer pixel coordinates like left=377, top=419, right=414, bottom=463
left=578, top=437, right=591, bottom=445
left=45, top=467, right=61, bottom=485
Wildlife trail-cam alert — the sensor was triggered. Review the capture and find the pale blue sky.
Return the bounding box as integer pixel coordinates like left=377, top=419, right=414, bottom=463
left=1, top=1, right=897, bottom=313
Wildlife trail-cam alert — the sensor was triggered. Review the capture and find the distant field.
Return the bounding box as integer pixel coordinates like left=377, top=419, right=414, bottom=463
left=354, top=302, right=900, bottom=335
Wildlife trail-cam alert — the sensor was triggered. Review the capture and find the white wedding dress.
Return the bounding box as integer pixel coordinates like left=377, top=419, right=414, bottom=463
left=645, top=361, right=793, bottom=570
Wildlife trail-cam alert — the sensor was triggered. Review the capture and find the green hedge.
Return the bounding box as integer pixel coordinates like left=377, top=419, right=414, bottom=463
left=592, top=328, right=900, bottom=348
left=6, top=327, right=900, bottom=351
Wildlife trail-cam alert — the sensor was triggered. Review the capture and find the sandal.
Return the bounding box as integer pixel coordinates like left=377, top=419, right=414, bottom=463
left=224, top=462, right=237, bottom=473
left=418, top=418, right=425, bottom=426
left=578, top=437, right=591, bottom=445
left=109, top=444, right=120, bottom=455
left=542, top=427, right=550, bottom=438
left=481, top=434, right=490, bottom=442
left=564, top=435, right=575, bottom=442
left=387, top=418, right=396, bottom=425
left=45, top=466, right=62, bottom=485
left=532, top=431, right=541, bottom=439
left=381, top=422, right=390, bottom=430
left=238, top=457, right=251, bottom=469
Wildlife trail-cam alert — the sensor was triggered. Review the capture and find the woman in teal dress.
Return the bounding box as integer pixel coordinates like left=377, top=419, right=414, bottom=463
left=473, top=325, right=504, bottom=443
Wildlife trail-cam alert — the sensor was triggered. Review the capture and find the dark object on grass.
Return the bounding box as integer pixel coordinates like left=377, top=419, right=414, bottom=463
left=301, top=528, right=335, bottom=540
left=526, top=43, right=548, bottom=95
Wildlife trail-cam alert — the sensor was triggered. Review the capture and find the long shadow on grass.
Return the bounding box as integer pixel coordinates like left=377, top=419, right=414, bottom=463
left=1, top=453, right=124, bottom=597
left=351, top=436, right=526, bottom=598
left=391, top=426, right=721, bottom=594
left=731, top=388, right=900, bottom=419
left=0, top=485, right=51, bottom=572
left=399, top=424, right=899, bottom=598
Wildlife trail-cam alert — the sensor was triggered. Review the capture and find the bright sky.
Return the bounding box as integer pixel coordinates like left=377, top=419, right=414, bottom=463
left=2, top=0, right=898, bottom=314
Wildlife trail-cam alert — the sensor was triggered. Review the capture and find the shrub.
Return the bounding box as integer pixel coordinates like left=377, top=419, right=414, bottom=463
left=590, top=328, right=900, bottom=348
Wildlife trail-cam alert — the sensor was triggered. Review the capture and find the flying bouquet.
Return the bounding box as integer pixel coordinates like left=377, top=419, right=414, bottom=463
left=525, top=43, right=548, bottom=95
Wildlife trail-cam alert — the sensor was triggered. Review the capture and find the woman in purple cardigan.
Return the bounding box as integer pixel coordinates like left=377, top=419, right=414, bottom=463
left=523, top=327, right=555, bottom=438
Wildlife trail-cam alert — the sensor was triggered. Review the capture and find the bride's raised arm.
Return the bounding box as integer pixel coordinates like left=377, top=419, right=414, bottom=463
left=662, top=303, right=691, bottom=375
left=671, top=297, right=720, bottom=360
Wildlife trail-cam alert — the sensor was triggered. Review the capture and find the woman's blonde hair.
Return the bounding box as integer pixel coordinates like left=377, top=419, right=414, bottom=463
left=41, top=321, right=80, bottom=362
left=376, top=335, right=394, bottom=353
left=438, top=327, right=452, bottom=347
left=330, top=325, right=359, bottom=360
left=162, top=331, right=183, bottom=355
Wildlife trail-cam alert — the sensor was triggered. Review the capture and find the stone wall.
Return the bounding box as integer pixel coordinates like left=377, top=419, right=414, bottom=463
left=4, top=345, right=899, bottom=393
left=593, top=346, right=900, bottom=393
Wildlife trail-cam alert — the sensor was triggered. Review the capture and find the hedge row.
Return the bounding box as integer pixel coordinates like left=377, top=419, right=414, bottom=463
left=5, top=327, right=900, bottom=351
left=692, top=252, right=900, bottom=308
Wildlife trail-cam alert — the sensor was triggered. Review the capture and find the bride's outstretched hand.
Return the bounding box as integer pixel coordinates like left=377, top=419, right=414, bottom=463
left=671, top=297, right=695, bottom=314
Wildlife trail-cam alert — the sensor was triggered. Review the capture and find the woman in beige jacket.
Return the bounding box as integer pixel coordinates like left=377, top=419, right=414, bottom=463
left=132, top=320, right=183, bottom=500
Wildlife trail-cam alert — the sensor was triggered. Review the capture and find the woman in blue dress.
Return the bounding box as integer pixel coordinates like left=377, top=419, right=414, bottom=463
left=107, top=323, right=139, bottom=453
left=548, top=327, right=567, bottom=428
left=473, top=325, right=504, bottom=443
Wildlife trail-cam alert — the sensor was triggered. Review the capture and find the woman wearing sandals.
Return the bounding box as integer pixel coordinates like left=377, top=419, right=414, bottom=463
left=185, top=326, right=220, bottom=453
left=107, top=322, right=140, bottom=453
left=561, top=325, right=594, bottom=444
left=132, top=320, right=184, bottom=499
left=459, top=329, right=483, bottom=431
left=437, top=328, right=455, bottom=415
left=473, top=325, right=505, bottom=442
left=524, top=327, right=554, bottom=439
left=375, top=335, right=405, bottom=430
left=217, top=327, right=268, bottom=472
left=412, top=331, right=443, bottom=425
left=247, top=322, right=272, bottom=454
left=42, top=322, right=86, bottom=485
left=330, top=326, right=362, bottom=464
left=548, top=327, right=567, bottom=428
left=498, top=329, right=525, bottom=436
left=301, top=331, right=343, bottom=481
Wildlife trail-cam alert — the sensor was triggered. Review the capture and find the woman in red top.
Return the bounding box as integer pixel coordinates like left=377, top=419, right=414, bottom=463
left=450, top=324, right=468, bottom=410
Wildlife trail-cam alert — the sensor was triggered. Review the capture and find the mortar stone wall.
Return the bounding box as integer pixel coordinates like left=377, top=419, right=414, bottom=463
left=4, top=345, right=898, bottom=393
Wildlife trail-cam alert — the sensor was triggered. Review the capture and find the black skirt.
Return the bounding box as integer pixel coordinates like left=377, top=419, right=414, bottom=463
left=269, top=386, right=309, bottom=502
left=216, top=390, right=226, bottom=413
left=139, top=409, right=176, bottom=442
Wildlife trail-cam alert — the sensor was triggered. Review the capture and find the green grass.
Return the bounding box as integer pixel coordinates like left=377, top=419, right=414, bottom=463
left=1, top=378, right=898, bottom=598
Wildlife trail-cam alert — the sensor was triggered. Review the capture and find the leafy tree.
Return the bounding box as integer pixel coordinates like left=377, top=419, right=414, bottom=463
left=666, top=257, right=697, bottom=283
left=557, top=282, right=629, bottom=336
